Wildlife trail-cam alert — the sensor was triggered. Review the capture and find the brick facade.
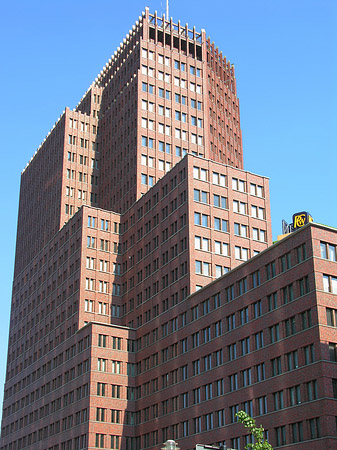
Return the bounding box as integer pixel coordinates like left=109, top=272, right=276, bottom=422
left=1, top=7, right=336, bottom=450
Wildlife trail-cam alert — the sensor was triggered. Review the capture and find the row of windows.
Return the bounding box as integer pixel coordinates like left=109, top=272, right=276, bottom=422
left=136, top=310, right=314, bottom=374
left=226, top=276, right=309, bottom=306
left=95, top=434, right=120, bottom=449
left=68, top=135, right=99, bottom=150
left=193, top=167, right=264, bottom=196
left=85, top=275, right=121, bottom=295
left=194, top=206, right=265, bottom=227
left=131, top=342, right=317, bottom=396
left=86, top=257, right=120, bottom=273
left=141, top=99, right=203, bottom=115
left=141, top=48, right=202, bottom=75
left=141, top=65, right=202, bottom=91
left=141, top=132, right=203, bottom=148
left=2, top=418, right=88, bottom=448
left=66, top=169, right=99, bottom=185
left=68, top=118, right=98, bottom=132
left=87, top=216, right=119, bottom=232
left=84, top=300, right=120, bottom=316
left=3, top=380, right=89, bottom=424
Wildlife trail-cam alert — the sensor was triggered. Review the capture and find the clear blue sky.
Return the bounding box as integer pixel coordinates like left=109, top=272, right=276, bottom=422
left=0, top=0, right=336, bottom=411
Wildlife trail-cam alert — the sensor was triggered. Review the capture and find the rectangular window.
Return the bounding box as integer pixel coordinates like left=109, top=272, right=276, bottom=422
left=327, top=307, right=337, bottom=326
left=214, top=217, right=228, bottom=232
left=271, top=356, right=282, bottom=376
left=273, top=390, right=284, bottom=410
left=235, top=246, right=249, bottom=261
left=288, top=385, right=301, bottom=406
left=323, top=274, right=337, bottom=294
left=233, top=200, right=247, bottom=214
left=320, top=242, right=337, bottom=261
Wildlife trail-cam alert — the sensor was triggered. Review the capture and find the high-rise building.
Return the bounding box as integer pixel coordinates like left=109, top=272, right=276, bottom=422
left=1, top=8, right=336, bottom=450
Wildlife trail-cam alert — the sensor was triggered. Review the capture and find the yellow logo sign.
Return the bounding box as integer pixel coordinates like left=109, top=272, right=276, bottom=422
left=293, top=214, right=306, bottom=228
left=292, top=212, right=313, bottom=230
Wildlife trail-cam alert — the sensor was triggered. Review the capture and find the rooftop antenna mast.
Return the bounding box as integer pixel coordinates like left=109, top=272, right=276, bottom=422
left=166, top=0, right=169, bottom=18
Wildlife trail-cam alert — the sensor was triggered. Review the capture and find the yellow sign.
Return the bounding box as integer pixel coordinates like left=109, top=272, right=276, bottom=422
left=292, top=212, right=313, bottom=230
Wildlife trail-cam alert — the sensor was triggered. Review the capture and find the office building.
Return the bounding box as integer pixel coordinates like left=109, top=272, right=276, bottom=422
left=1, top=7, right=336, bottom=450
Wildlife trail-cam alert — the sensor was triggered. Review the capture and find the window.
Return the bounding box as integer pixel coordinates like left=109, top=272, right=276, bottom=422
left=203, top=326, right=211, bottom=342
left=286, top=350, right=299, bottom=370
left=257, top=396, right=267, bottom=415
left=214, top=217, right=228, bottom=232
left=255, top=331, right=264, bottom=349
left=240, top=307, right=248, bottom=324
left=275, top=426, right=286, bottom=446
left=215, top=379, right=224, bottom=397
left=195, top=261, right=210, bottom=276
left=98, top=334, right=107, bottom=347
left=253, top=299, right=262, bottom=318
left=212, top=172, right=226, bottom=186
left=214, top=241, right=229, bottom=256
left=230, top=405, right=239, bottom=423
left=327, top=307, right=337, bottom=326
left=203, top=354, right=212, bottom=371
left=269, top=324, right=280, bottom=343
left=193, top=166, right=208, bottom=181
left=255, top=363, right=265, bottom=382
left=213, top=194, right=227, bottom=209
left=193, top=416, right=201, bottom=433
left=235, top=246, right=249, bottom=261
left=308, top=418, right=320, bottom=439
left=85, top=299, right=94, bottom=312
left=285, top=316, right=296, bottom=337
left=233, top=200, right=247, bottom=214
left=299, top=276, right=310, bottom=296
left=241, top=337, right=250, bottom=355
left=97, top=382, right=107, bottom=396
left=289, top=385, right=301, bottom=406
left=280, top=252, right=292, bottom=272
left=296, top=243, right=307, bottom=263
left=273, top=390, right=284, bottom=410
left=320, top=242, right=337, bottom=261
left=266, top=261, right=276, bottom=279
left=291, top=422, right=303, bottom=443
left=204, top=382, right=213, bottom=400
left=323, top=274, right=337, bottom=294
left=306, top=380, right=318, bottom=400
left=86, top=256, right=95, bottom=269
left=241, top=368, right=252, bottom=386
left=251, top=205, right=265, bottom=219
left=252, top=228, right=266, bottom=242
left=232, top=178, right=245, bottom=192
left=194, top=189, right=208, bottom=203
left=195, top=236, right=210, bottom=251
left=329, top=342, right=337, bottom=361
left=215, top=265, right=229, bottom=278
left=250, top=183, right=263, bottom=197
left=234, top=222, right=248, bottom=237
left=111, top=385, right=121, bottom=398
left=268, top=292, right=278, bottom=310
left=228, top=343, right=237, bottom=361
left=192, top=359, right=200, bottom=376
left=271, top=356, right=282, bottom=376
left=282, top=284, right=294, bottom=303
left=181, top=365, right=188, bottom=380
left=96, top=434, right=105, bottom=448
left=98, top=358, right=107, bottom=372
left=194, top=212, right=209, bottom=227
left=301, top=309, right=312, bottom=329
